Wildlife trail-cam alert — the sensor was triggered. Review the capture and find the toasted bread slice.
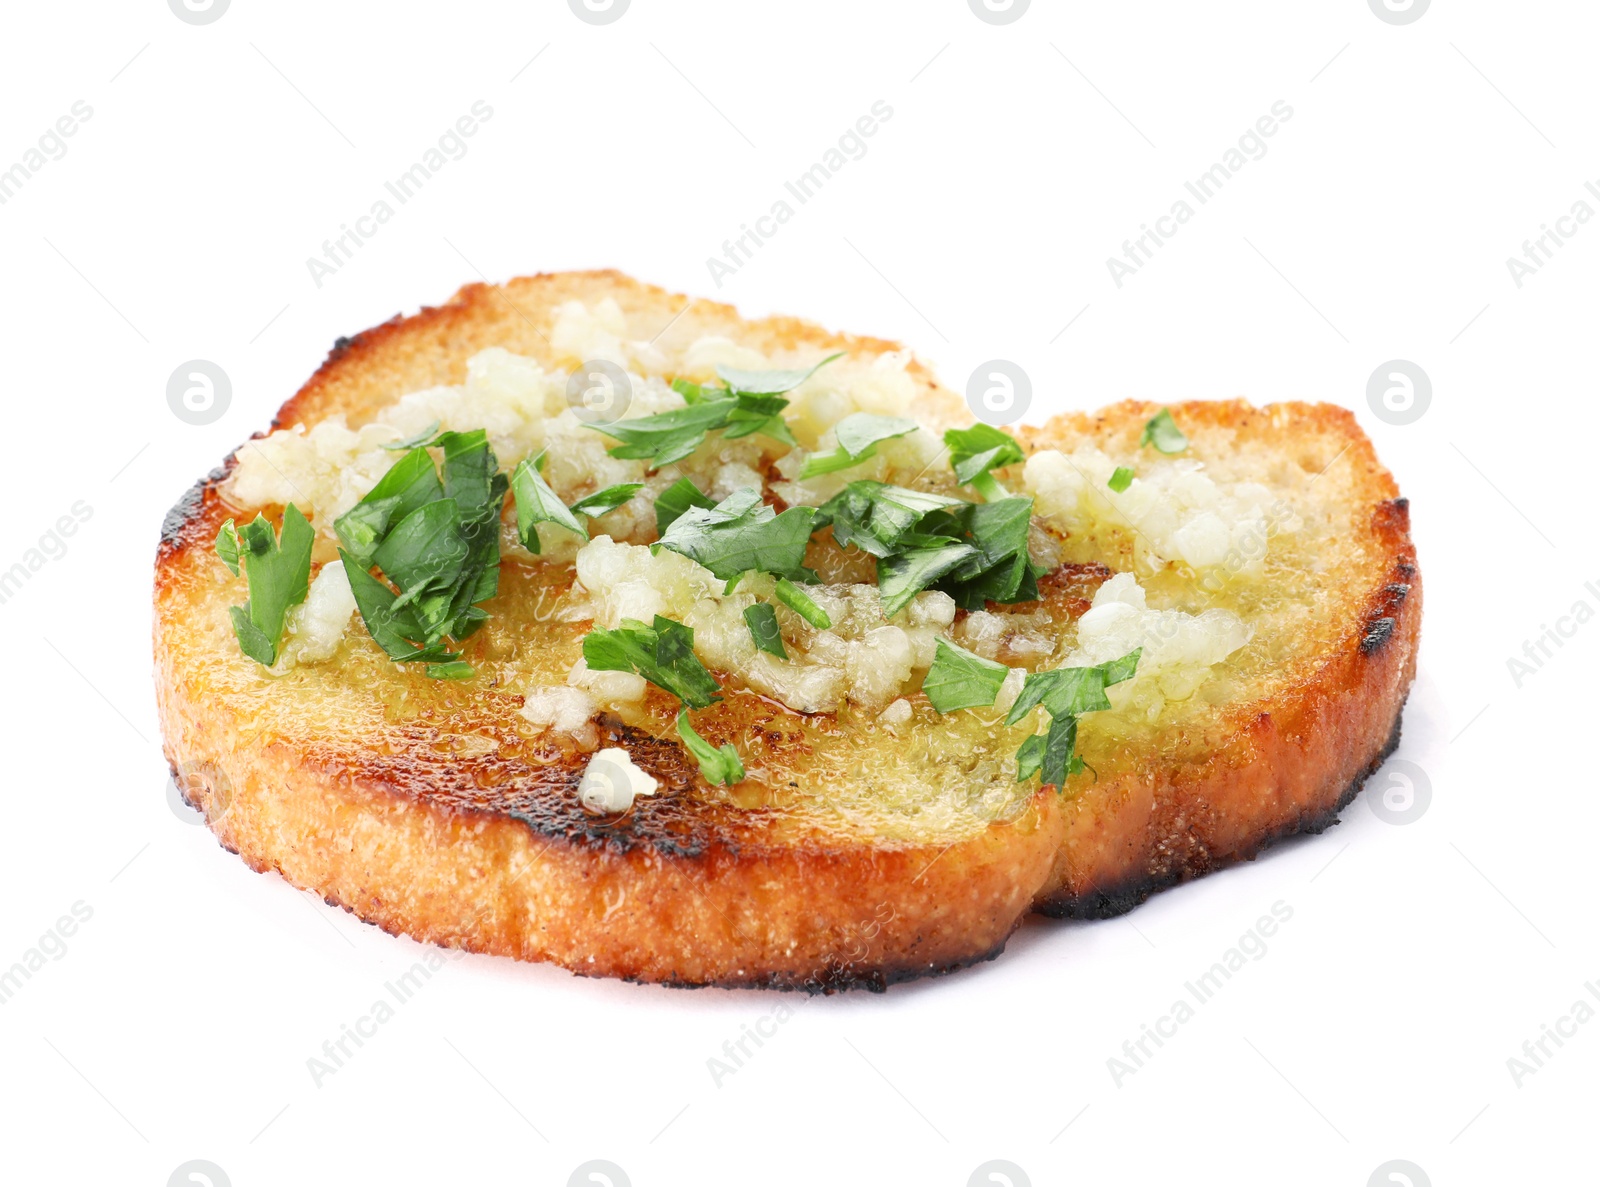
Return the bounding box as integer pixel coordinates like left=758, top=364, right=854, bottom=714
left=153, top=271, right=1419, bottom=990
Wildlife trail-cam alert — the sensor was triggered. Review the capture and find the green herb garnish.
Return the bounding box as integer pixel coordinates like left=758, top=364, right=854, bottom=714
left=774, top=577, right=832, bottom=629
left=655, top=488, right=817, bottom=582
left=715, top=354, right=843, bottom=396
left=216, top=505, right=314, bottom=666
left=654, top=477, right=717, bottom=534
left=1010, top=648, right=1141, bottom=787
left=569, top=483, right=646, bottom=519
left=815, top=481, right=965, bottom=559
left=1140, top=409, right=1187, bottom=454
left=510, top=450, right=586, bottom=553
left=743, top=603, right=788, bottom=659
left=676, top=709, right=744, bottom=786
left=877, top=542, right=979, bottom=618
left=382, top=421, right=442, bottom=451
left=945, top=424, right=1026, bottom=501
left=922, top=640, right=1009, bottom=714
left=332, top=430, right=507, bottom=677
left=1108, top=466, right=1134, bottom=493
left=581, top=616, right=722, bottom=710
left=799, top=413, right=918, bottom=479
left=590, top=355, right=842, bottom=470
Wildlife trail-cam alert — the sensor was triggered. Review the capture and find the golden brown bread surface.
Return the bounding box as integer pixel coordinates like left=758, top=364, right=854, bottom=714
left=153, top=271, right=1420, bottom=990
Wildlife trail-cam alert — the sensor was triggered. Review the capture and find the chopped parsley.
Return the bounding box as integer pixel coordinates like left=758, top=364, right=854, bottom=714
left=743, top=603, right=787, bottom=659
left=715, top=354, right=842, bottom=396
left=591, top=354, right=841, bottom=470
left=945, top=424, right=1026, bottom=501
left=581, top=616, right=722, bottom=710
left=653, top=477, right=717, bottom=533
left=655, top=488, right=817, bottom=582
left=676, top=709, right=744, bottom=786
left=510, top=451, right=589, bottom=552
left=215, top=505, right=314, bottom=666
left=382, top=421, right=442, bottom=451
left=815, top=481, right=965, bottom=559
left=1009, top=649, right=1141, bottom=787
left=569, top=483, right=645, bottom=519
left=922, top=640, right=1009, bottom=714
left=1108, top=466, right=1134, bottom=493
left=332, top=430, right=508, bottom=677
left=774, top=577, right=832, bottom=629
left=591, top=399, right=752, bottom=468
left=816, top=482, right=1041, bottom=615
left=1140, top=409, right=1187, bottom=454
left=799, top=413, right=917, bottom=478
left=877, top=542, right=978, bottom=617
left=580, top=615, right=742, bottom=784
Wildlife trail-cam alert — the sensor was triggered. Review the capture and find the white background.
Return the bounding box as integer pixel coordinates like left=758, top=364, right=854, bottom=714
left=0, top=1, right=1593, bottom=1184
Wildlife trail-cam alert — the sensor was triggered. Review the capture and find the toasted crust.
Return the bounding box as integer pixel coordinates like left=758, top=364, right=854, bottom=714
left=154, top=271, right=1420, bottom=990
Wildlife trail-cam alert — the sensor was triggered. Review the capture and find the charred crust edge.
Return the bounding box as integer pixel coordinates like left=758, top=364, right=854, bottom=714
left=158, top=463, right=230, bottom=552
left=1036, top=701, right=1407, bottom=921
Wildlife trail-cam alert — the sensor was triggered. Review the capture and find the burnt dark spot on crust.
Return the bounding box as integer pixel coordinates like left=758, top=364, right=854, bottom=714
left=345, top=720, right=729, bottom=862
left=158, top=464, right=229, bottom=551
left=1358, top=566, right=1415, bottom=655
left=333, top=335, right=354, bottom=352
left=1361, top=617, right=1396, bottom=654
left=1037, top=703, right=1406, bottom=921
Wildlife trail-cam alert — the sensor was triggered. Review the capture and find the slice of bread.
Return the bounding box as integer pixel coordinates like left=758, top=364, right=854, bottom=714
left=153, top=271, right=1419, bottom=990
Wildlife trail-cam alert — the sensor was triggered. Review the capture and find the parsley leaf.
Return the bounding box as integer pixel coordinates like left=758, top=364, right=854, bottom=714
left=335, top=446, right=444, bottom=566
left=591, top=400, right=740, bottom=468
left=339, top=551, right=460, bottom=664
left=334, top=432, right=507, bottom=677
left=799, top=413, right=918, bottom=479
left=743, top=603, right=787, bottom=659
left=1140, top=409, right=1188, bottom=454
left=569, top=483, right=645, bottom=519
left=715, top=353, right=842, bottom=396
left=774, top=577, right=832, bottom=629
left=922, top=640, right=1008, bottom=713
left=1005, top=650, right=1142, bottom=726
left=511, top=451, right=586, bottom=553
left=655, top=488, right=817, bottom=582
left=878, top=542, right=978, bottom=618
left=815, top=481, right=965, bottom=558
left=654, top=477, right=717, bottom=534
left=219, top=505, right=314, bottom=666
left=382, top=421, right=442, bottom=450
left=582, top=616, right=723, bottom=709
left=1012, top=714, right=1079, bottom=786
left=1037, top=713, right=1081, bottom=787
left=590, top=357, right=841, bottom=470
left=215, top=520, right=242, bottom=576
left=1009, top=649, right=1142, bottom=788
left=945, top=424, right=1025, bottom=501
left=1108, top=466, right=1134, bottom=493
left=676, top=709, right=744, bottom=786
